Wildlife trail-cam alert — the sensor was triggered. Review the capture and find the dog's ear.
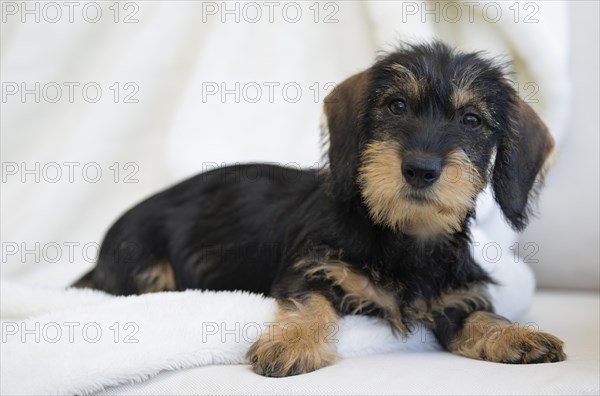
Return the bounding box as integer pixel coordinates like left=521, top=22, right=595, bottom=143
left=492, top=97, right=555, bottom=231
left=323, top=71, right=368, bottom=200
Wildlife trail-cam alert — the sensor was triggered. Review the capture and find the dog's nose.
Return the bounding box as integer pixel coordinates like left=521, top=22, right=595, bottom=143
left=402, top=156, right=442, bottom=188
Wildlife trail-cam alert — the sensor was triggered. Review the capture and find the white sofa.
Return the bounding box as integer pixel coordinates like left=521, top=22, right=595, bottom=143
left=1, top=1, right=598, bottom=395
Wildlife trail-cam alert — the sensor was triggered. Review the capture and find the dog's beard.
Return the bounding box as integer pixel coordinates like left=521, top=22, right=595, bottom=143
left=357, top=141, right=483, bottom=237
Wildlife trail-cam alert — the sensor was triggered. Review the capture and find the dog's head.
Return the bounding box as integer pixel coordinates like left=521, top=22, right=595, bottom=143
left=323, top=42, right=554, bottom=237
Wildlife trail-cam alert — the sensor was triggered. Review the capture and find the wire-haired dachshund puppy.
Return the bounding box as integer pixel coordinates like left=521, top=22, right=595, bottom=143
left=74, top=42, right=565, bottom=376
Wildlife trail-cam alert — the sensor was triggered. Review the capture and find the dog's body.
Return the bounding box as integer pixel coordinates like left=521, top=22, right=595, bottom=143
left=75, top=42, right=565, bottom=376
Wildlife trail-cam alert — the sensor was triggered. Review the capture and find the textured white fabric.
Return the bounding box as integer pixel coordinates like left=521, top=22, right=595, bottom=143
left=0, top=283, right=441, bottom=395
left=0, top=267, right=564, bottom=395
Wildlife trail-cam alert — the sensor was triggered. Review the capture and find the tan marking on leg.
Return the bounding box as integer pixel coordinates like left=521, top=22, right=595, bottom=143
left=432, top=284, right=491, bottom=313
left=247, top=294, right=338, bottom=377
left=451, top=311, right=566, bottom=364
left=357, top=141, right=483, bottom=237
left=72, top=270, right=94, bottom=289
left=135, top=262, right=176, bottom=293
left=298, top=259, right=405, bottom=333
left=410, top=284, right=492, bottom=325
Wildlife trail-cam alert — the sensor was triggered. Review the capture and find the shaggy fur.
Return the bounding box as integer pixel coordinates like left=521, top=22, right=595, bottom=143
left=74, top=42, right=563, bottom=376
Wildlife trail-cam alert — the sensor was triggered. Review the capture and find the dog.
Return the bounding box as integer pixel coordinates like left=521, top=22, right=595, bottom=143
left=74, top=42, right=565, bottom=376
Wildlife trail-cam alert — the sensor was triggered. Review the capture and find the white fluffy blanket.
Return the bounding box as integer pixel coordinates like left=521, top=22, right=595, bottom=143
left=1, top=284, right=441, bottom=395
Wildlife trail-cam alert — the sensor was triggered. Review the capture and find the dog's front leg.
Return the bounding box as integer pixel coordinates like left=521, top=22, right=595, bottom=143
left=432, top=297, right=566, bottom=364
left=247, top=293, right=339, bottom=377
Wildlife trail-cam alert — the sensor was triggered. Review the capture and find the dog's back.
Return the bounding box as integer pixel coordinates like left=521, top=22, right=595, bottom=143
left=75, top=164, right=321, bottom=295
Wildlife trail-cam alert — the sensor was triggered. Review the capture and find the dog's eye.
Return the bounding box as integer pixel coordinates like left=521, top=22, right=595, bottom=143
left=462, top=113, right=481, bottom=129
left=388, top=99, right=406, bottom=115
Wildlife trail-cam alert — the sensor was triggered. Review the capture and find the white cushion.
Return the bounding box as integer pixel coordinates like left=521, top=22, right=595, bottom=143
left=519, top=2, right=600, bottom=291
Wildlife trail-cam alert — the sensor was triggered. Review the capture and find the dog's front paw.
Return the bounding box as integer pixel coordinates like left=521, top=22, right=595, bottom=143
left=453, top=311, right=566, bottom=364
left=247, top=333, right=337, bottom=377
left=481, top=326, right=566, bottom=364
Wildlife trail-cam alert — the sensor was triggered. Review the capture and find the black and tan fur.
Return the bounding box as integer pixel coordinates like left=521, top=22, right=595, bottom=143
left=73, top=42, right=564, bottom=376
